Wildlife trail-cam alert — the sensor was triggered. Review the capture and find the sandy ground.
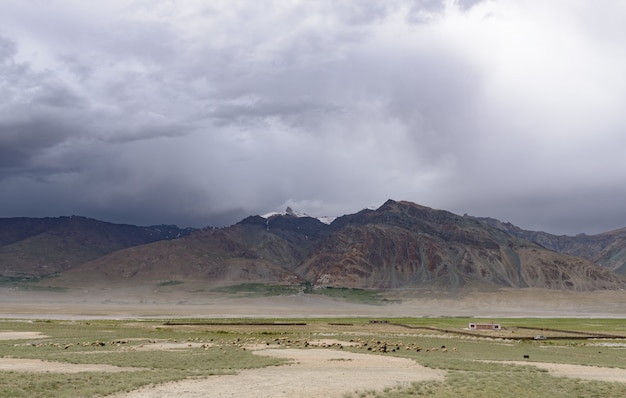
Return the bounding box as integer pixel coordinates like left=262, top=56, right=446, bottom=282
left=111, top=348, right=446, bottom=398
left=0, top=358, right=139, bottom=373
left=0, top=331, right=48, bottom=340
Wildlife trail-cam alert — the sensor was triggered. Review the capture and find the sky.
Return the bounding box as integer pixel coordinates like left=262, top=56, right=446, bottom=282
left=1, top=0, right=626, bottom=235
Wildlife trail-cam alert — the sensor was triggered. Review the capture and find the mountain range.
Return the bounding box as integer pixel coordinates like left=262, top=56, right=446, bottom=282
left=0, top=216, right=194, bottom=281
left=1, top=200, right=625, bottom=292
left=474, top=217, right=626, bottom=275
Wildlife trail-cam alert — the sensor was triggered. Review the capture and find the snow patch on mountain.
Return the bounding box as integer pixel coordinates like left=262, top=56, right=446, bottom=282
left=261, top=207, right=336, bottom=225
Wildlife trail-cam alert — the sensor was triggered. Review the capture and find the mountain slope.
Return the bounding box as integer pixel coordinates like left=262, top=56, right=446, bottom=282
left=50, top=200, right=626, bottom=292
left=57, top=224, right=307, bottom=288
left=475, top=217, right=626, bottom=275
left=296, top=200, right=624, bottom=290
left=0, top=216, right=194, bottom=280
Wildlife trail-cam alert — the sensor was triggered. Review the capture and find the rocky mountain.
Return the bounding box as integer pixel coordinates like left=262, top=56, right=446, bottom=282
left=42, top=200, right=626, bottom=292
left=294, top=200, right=624, bottom=290
left=475, top=217, right=626, bottom=275
left=0, top=216, right=194, bottom=281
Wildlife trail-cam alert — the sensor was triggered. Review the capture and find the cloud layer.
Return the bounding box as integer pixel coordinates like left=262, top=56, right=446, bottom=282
left=1, top=0, right=626, bottom=234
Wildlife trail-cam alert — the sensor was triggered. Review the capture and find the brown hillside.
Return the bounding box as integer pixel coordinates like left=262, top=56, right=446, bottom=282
left=476, top=218, right=626, bottom=275
left=297, top=200, right=625, bottom=291
left=53, top=200, right=626, bottom=292
left=57, top=225, right=305, bottom=289
left=0, top=216, right=192, bottom=280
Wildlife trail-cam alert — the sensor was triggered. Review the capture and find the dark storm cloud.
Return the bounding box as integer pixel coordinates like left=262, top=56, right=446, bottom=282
left=0, top=35, right=17, bottom=62
left=0, top=117, right=76, bottom=171
left=1, top=1, right=626, bottom=234
left=0, top=45, right=88, bottom=177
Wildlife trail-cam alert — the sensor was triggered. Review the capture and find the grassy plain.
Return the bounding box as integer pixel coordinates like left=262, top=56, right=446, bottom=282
left=1, top=317, right=626, bottom=397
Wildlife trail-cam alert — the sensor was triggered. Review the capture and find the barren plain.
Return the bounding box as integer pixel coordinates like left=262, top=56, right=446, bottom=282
left=3, top=285, right=626, bottom=319
left=2, top=287, right=626, bottom=397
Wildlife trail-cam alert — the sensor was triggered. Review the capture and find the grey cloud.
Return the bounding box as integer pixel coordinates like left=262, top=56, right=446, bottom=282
left=1, top=1, right=626, bottom=234
left=406, top=0, right=446, bottom=24
left=456, top=0, right=485, bottom=11
left=0, top=42, right=88, bottom=175
left=0, top=117, right=77, bottom=171
left=462, top=186, right=626, bottom=236
left=207, top=97, right=340, bottom=129
left=35, top=84, right=85, bottom=109
left=0, top=35, right=16, bottom=62
left=95, top=110, right=190, bottom=144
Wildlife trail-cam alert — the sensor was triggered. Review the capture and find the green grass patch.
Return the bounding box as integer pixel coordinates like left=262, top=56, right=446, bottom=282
left=37, top=345, right=281, bottom=371
left=0, top=370, right=179, bottom=398
left=209, top=283, right=396, bottom=305
left=211, top=283, right=300, bottom=297
left=0, top=273, right=66, bottom=292
left=157, top=280, right=184, bottom=287
left=348, top=369, right=626, bottom=398
left=312, top=286, right=391, bottom=305
left=12, top=285, right=68, bottom=292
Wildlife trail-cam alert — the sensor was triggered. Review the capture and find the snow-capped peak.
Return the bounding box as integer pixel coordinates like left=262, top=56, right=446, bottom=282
left=261, top=207, right=309, bottom=219
left=260, top=207, right=336, bottom=225
left=316, top=216, right=337, bottom=225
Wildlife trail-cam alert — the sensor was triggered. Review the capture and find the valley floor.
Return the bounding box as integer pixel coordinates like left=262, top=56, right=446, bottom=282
left=2, top=291, right=626, bottom=398
left=1, top=287, right=626, bottom=319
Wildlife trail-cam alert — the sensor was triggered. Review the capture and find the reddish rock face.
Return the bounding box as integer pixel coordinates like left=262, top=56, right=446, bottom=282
left=476, top=217, right=626, bottom=276
left=2, top=200, right=625, bottom=292
left=296, top=200, right=625, bottom=291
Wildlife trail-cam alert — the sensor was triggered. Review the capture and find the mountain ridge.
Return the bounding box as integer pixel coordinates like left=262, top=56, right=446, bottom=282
left=474, top=216, right=626, bottom=275
left=1, top=200, right=625, bottom=292
left=0, top=216, right=194, bottom=280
